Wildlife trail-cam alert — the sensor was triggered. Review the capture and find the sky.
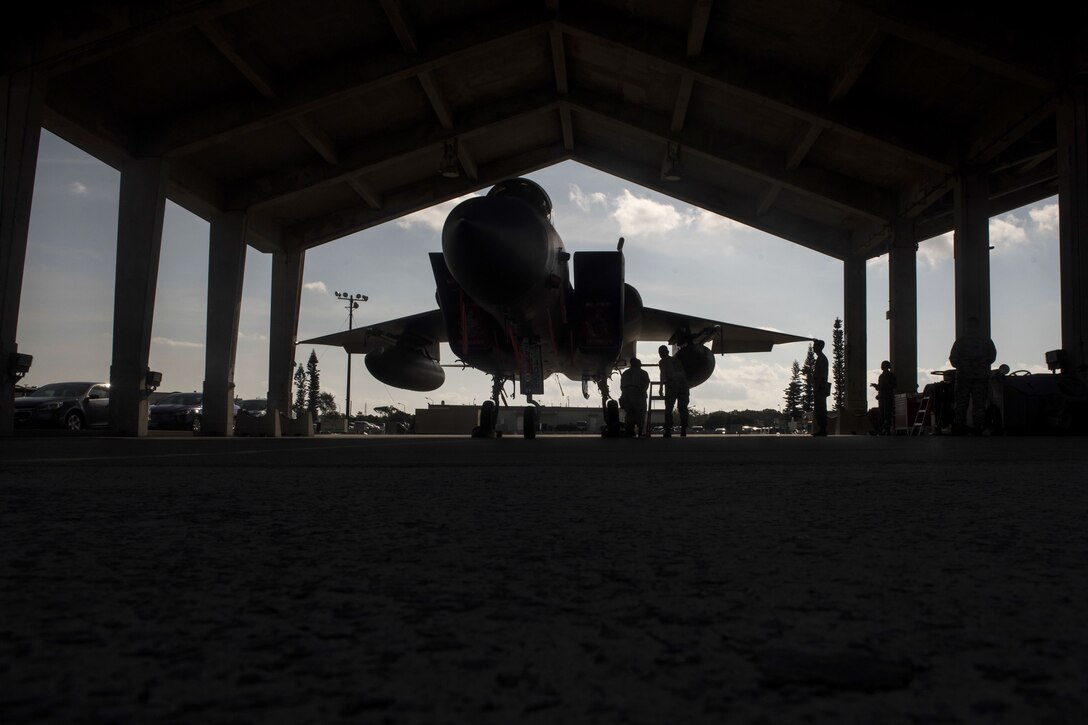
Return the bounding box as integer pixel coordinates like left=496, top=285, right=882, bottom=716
left=17, top=129, right=1063, bottom=416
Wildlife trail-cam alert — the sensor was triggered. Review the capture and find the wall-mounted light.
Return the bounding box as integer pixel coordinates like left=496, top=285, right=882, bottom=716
left=6, top=351, right=32, bottom=381
left=440, top=139, right=460, bottom=178
left=1045, top=349, right=1065, bottom=373
left=662, top=141, right=682, bottom=181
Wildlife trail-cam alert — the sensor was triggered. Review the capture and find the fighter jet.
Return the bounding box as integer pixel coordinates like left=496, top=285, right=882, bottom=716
left=301, top=178, right=811, bottom=437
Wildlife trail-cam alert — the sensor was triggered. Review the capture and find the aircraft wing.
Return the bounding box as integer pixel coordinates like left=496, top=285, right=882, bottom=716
left=299, top=309, right=447, bottom=357
left=639, top=306, right=812, bottom=353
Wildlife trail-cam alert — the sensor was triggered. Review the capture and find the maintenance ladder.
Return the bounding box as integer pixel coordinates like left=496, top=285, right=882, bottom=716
left=909, top=394, right=931, bottom=436
left=647, top=381, right=666, bottom=434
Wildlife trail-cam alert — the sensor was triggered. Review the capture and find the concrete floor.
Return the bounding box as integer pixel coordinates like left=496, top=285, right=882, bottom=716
left=2, top=433, right=1086, bottom=723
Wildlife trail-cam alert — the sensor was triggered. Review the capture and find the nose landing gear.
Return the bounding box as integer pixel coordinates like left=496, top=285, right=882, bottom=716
left=596, top=377, right=623, bottom=437
left=523, top=402, right=538, bottom=439
left=472, top=376, right=506, bottom=438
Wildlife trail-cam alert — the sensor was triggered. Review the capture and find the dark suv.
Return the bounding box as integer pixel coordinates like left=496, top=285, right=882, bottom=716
left=148, top=392, right=205, bottom=432
left=237, top=399, right=268, bottom=418
left=14, top=382, right=111, bottom=431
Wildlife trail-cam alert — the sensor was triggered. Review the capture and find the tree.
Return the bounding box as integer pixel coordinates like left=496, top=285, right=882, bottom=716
left=832, top=317, right=846, bottom=411
left=292, top=363, right=307, bottom=417
left=306, top=349, right=320, bottom=417
left=317, top=391, right=338, bottom=416
left=703, top=409, right=786, bottom=432
left=783, top=360, right=803, bottom=422
left=704, top=411, right=730, bottom=430
left=801, top=343, right=815, bottom=414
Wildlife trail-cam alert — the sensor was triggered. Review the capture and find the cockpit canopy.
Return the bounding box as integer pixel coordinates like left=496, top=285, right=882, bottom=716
left=487, top=178, right=552, bottom=221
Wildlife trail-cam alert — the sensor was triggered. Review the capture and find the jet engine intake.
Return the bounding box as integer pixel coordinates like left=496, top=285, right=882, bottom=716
left=365, top=345, right=445, bottom=391
left=677, top=344, right=715, bottom=387
left=623, top=283, right=644, bottom=343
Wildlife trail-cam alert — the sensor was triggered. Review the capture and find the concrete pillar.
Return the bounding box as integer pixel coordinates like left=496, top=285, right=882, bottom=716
left=953, top=166, right=991, bottom=340
left=109, top=158, right=168, bottom=436
left=267, top=250, right=305, bottom=429
left=888, top=221, right=918, bottom=394
left=202, top=212, right=248, bottom=436
left=1057, top=80, right=1088, bottom=378
left=0, top=70, right=46, bottom=436
left=844, top=254, right=867, bottom=415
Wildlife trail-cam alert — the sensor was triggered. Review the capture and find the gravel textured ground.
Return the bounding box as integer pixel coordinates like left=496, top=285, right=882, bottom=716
left=2, top=434, right=1086, bottom=723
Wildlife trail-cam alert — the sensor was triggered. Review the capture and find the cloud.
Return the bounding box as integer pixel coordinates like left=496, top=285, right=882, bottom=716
left=303, top=281, right=328, bottom=294
left=396, top=193, right=479, bottom=232
left=693, top=358, right=795, bottom=411
left=916, top=208, right=1050, bottom=266
left=612, top=189, right=687, bottom=237
left=990, top=214, right=1029, bottom=252
left=69, top=181, right=89, bottom=195
left=606, top=190, right=741, bottom=254
left=569, top=183, right=608, bottom=212
left=238, top=332, right=268, bottom=342
left=1029, top=203, right=1058, bottom=234
left=691, top=208, right=745, bottom=235
left=152, top=336, right=203, bottom=349
left=918, top=232, right=953, bottom=268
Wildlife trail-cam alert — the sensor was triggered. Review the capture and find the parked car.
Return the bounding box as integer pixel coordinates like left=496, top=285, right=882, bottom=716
left=350, top=419, right=382, bottom=434
left=237, top=399, right=268, bottom=417
left=148, top=392, right=205, bottom=432
left=14, top=382, right=111, bottom=431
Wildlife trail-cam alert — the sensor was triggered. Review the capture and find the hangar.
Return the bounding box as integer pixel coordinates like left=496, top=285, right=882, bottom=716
left=2, top=0, right=1085, bottom=436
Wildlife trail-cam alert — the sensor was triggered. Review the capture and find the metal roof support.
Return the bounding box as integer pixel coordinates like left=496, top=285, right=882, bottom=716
left=0, top=68, right=45, bottom=437
left=109, top=157, right=169, bottom=437
left=844, top=253, right=868, bottom=419
left=888, top=222, right=918, bottom=394
left=203, top=212, right=248, bottom=437
left=267, top=250, right=305, bottom=436
left=1058, top=80, right=1088, bottom=380
left=952, top=166, right=991, bottom=341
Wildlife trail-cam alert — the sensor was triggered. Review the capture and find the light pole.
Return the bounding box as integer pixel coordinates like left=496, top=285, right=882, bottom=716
left=334, top=290, right=368, bottom=419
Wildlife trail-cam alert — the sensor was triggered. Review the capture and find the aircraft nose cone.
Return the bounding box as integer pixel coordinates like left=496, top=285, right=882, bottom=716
left=442, top=196, right=550, bottom=305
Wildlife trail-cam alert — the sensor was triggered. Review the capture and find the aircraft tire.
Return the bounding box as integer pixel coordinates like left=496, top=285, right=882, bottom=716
left=605, top=399, right=621, bottom=437
left=480, top=400, right=497, bottom=434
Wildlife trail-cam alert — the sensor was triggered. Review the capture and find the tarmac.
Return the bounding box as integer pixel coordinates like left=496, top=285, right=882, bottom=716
left=1, top=431, right=1086, bottom=724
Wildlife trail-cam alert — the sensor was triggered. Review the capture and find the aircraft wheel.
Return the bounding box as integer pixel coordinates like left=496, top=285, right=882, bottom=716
left=477, top=400, right=497, bottom=436
left=523, top=406, right=537, bottom=439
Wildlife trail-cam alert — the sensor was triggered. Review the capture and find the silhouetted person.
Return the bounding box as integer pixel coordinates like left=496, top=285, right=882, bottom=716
left=659, top=345, right=689, bottom=437
left=619, top=357, right=650, bottom=437
left=808, top=339, right=829, bottom=436
left=949, top=316, right=996, bottom=435
left=871, top=360, right=897, bottom=435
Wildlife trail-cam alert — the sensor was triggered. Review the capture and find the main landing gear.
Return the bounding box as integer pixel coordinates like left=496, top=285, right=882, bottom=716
left=523, top=399, right=539, bottom=439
